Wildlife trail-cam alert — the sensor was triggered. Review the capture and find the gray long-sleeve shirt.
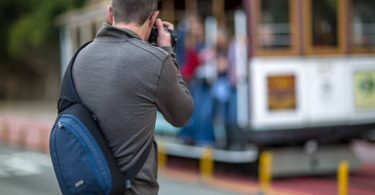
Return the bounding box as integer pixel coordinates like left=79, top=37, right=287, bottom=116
left=73, top=24, right=193, bottom=194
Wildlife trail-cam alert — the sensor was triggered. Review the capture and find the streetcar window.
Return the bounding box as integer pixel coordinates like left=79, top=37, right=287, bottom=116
left=352, top=0, right=375, bottom=50
left=224, top=0, right=244, bottom=32
left=311, top=0, right=338, bottom=48
left=258, top=0, right=291, bottom=49
left=198, top=0, right=214, bottom=19
left=174, top=0, right=185, bottom=22
left=174, top=0, right=185, bottom=10
left=225, top=0, right=243, bottom=10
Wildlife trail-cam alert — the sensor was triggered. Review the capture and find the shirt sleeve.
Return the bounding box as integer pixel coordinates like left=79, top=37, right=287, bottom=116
left=155, top=54, right=193, bottom=127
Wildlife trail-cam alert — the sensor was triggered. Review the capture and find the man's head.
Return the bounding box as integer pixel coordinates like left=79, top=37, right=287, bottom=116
left=109, top=0, right=158, bottom=26
left=107, top=0, right=159, bottom=40
left=107, top=0, right=173, bottom=45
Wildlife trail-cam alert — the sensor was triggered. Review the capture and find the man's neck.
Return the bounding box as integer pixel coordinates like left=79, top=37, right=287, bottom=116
left=113, top=23, right=147, bottom=40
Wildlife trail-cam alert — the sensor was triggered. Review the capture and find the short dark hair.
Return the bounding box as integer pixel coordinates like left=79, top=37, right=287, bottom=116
left=112, top=0, right=158, bottom=25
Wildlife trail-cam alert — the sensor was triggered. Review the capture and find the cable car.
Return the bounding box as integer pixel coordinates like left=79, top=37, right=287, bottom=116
left=57, top=0, right=375, bottom=176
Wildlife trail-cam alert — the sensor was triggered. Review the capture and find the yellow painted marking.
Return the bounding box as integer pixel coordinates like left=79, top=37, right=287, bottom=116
left=200, top=147, right=214, bottom=181
left=338, top=161, right=349, bottom=195
left=158, top=143, right=167, bottom=170
left=259, top=151, right=272, bottom=194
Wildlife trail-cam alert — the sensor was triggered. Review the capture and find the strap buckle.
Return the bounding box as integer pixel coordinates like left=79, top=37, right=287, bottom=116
left=125, top=180, right=132, bottom=189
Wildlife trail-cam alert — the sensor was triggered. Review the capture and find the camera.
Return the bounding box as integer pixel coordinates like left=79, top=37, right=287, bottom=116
left=148, top=24, right=177, bottom=49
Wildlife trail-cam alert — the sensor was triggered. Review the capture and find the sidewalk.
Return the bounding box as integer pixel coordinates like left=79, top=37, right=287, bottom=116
left=1, top=102, right=375, bottom=195
left=0, top=101, right=55, bottom=152
left=0, top=102, right=254, bottom=195
left=0, top=144, right=242, bottom=195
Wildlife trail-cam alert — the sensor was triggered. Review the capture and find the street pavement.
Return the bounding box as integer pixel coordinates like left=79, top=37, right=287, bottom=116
left=0, top=146, right=59, bottom=195
left=0, top=102, right=244, bottom=195
left=0, top=145, right=239, bottom=195
left=1, top=102, right=375, bottom=195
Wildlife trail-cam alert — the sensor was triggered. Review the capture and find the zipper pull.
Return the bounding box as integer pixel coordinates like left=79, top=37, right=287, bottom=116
left=91, top=114, right=97, bottom=122
left=57, top=122, right=64, bottom=129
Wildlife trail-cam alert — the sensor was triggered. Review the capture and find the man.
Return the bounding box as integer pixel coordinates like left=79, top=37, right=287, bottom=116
left=72, top=0, right=193, bottom=194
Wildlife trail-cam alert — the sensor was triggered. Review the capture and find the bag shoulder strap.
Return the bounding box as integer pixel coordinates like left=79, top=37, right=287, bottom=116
left=57, top=41, right=153, bottom=189
left=58, top=41, right=92, bottom=112
left=124, top=142, right=153, bottom=188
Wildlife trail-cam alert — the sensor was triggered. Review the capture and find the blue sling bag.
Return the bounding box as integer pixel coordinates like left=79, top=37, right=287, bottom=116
left=49, top=42, right=152, bottom=195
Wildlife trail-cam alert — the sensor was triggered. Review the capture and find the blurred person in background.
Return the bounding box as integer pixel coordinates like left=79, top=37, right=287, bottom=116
left=227, top=35, right=244, bottom=150
left=175, top=15, right=201, bottom=69
left=210, top=30, right=242, bottom=150
left=180, top=15, right=205, bottom=82
left=73, top=0, right=193, bottom=194
left=179, top=16, right=215, bottom=146
left=180, top=32, right=201, bottom=82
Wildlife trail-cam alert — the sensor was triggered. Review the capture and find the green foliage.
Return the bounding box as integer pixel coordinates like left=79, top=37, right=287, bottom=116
left=1, top=0, right=86, bottom=59
left=0, top=0, right=29, bottom=59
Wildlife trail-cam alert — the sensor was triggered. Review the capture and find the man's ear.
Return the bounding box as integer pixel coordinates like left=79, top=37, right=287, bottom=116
left=149, top=11, right=159, bottom=27
left=107, top=5, right=114, bottom=25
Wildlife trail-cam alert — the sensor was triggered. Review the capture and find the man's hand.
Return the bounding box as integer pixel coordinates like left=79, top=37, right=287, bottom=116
left=156, top=19, right=174, bottom=47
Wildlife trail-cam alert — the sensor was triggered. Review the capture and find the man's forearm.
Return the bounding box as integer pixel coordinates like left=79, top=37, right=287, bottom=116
left=156, top=55, right=193, bottom=127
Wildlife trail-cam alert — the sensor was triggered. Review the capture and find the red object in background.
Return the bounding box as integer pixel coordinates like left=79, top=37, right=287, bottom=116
left=181, top=48, right=201, bottom=81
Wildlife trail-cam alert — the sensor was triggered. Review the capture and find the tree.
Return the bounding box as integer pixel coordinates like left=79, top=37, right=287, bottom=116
left=0, top=0, right=86, bottom=100
left=7, top=0, right=86, bottom=58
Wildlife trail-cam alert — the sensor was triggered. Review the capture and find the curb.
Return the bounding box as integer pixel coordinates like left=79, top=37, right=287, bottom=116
left=0, top=116, right=52, bottom=153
